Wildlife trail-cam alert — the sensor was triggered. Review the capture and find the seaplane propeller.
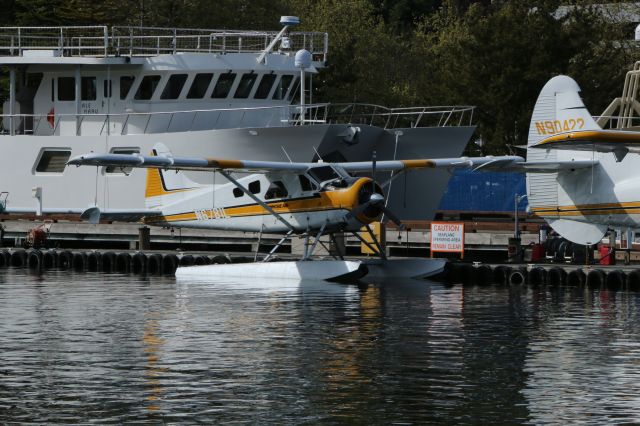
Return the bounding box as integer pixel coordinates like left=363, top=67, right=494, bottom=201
left=344, top=150, right=405, bottom=230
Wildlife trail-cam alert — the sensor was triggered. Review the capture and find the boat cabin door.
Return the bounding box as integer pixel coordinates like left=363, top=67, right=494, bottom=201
left=106, top=75, right=136, bottom=135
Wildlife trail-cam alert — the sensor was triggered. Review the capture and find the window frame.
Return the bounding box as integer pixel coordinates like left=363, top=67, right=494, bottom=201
left=248, top=180, right=261, bottom=194
left=160, top=73, right=188, bottom=100
left=33, top=148, right=72, bottom=174
left=57, top=77, right=75, bottom=101
left=254, top=74, right=277, bottom=99
left=120, top=76, right=135, bottom=100
left=272, top=74, right=294, bottom=100
left=134, top=75, right=162, bottom=101
left=212, top=72, right=237, bottom=99
left=233, top=73, right=258, bottom=99
left=81, top=76, right=97, bottom=101
left=187, top=73, right=214, bottom=99
left=104, top=147, right=141, bottom=174
left=265, top=180, right=289, bottom=200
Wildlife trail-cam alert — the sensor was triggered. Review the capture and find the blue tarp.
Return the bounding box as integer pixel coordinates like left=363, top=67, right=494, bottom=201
left=438, top=170, right=528, bottom=212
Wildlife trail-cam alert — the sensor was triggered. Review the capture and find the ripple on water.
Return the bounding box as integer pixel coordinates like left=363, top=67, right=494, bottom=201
left=1, top=270, right=640, bottom=423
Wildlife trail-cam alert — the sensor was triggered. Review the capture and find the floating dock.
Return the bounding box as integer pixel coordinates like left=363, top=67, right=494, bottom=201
left=442, top=262, right=640, bottom=291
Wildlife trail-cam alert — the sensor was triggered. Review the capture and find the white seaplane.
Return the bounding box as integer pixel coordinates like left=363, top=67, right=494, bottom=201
left=68, top=144, right=523, bottom=281
left=487, top=75, right=640, bottom=246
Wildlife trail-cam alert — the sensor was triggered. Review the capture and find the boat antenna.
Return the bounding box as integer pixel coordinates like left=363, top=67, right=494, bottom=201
left=281, top=146, right=293, bottom=163
left=256, top=16, right=300, bottom=64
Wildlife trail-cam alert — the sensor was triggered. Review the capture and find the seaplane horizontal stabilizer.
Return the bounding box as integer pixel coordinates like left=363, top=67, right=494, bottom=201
left=475, top=159, right=598, bottom=173
left=545, top=218, right=608, bottom=246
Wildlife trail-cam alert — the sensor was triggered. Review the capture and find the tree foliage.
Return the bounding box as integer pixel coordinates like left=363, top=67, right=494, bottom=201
left=0, top=0, right=637, bottom=152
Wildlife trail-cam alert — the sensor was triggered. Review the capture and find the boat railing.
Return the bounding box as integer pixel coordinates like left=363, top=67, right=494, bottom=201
left=0, top=26, right=328, bottom=61
left=111, top=27, right=328, bottom=61
left=0, top=103, right=474, bottom=136
left=0, top=26, right=109, bottom=57
left=593, top=115, right=640, bottom=130
left=325, top=103, right=475, bottom=128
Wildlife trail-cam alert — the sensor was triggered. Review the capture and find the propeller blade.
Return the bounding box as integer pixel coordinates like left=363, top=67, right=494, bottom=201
left=381, top=206, right=405, bottom=230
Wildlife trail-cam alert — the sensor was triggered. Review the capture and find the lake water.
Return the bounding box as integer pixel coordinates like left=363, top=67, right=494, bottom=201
left=1, top=269, right=640, bottom=424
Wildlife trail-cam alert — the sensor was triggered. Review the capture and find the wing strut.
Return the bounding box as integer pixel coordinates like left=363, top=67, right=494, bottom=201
left=218, top=170, right=295, bottom=232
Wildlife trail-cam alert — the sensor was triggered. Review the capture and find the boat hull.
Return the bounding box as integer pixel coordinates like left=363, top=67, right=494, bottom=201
left=0, top=124, right=474, bottom=220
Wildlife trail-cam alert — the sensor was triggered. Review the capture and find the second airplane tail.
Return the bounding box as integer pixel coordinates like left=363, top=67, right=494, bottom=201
left=144, top=143, right=202, bottom=209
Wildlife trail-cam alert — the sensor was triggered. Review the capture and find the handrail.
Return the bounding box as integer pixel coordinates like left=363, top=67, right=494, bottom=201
left=0, top=103, right=475, bottom=136
left=0, top=25, right=329, bottom=61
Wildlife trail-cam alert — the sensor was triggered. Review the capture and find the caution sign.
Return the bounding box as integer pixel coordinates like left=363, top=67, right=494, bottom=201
left=430, top=222, right=465, bottom=254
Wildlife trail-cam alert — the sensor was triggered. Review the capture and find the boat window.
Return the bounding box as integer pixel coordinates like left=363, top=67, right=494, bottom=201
left=287, top=76, right=300, bottom=101
left=187, top=73, right=213, bottom=99
left=161, top=74, right=188, bottom=100
left=234, top=73, right=257, bottom=99
left=298, top=174, right=314, bottom=191
left=120, top=76, right=135, bottom=99
left=265, top=181, right=288, bottom=200
left=255, top=74, right=276, bottom=99
left=233, top=187, right=243, bottom=198
left=103, top=80, right=112, bottom=98
left=134, top=75, right=161, bottom=100
left=212, top=73, right=236, bottom=98
left=81, top=77, right=97, bottom=101
left=105, top=148, right=140, bottom=174
left=272, top=75, right=293, bottom=100
left=35, top=150, right=71, bottom=173
left=57, top=77, right=75, bottom=101
left=308, top=166, right=339, bottom=183
left=248, top=180, right=261, bottom=194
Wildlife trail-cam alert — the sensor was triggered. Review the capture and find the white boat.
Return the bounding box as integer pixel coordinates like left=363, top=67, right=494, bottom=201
left=0, top=19, right=475, bottom=220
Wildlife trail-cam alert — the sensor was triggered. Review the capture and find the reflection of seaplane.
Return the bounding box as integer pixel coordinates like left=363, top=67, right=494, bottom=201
left=68, top=144, right=523, bottom=281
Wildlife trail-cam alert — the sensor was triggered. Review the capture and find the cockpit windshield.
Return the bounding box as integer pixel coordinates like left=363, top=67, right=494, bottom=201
left=307, top=165, right=340, bottom=183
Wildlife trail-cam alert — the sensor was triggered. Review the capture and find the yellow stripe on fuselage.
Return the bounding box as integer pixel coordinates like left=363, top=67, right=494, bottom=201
left=532, top=200, right=640, bottom=217
left=144, top=177, right=372, bottom=224
left=535, top=130, right=640, bottom=147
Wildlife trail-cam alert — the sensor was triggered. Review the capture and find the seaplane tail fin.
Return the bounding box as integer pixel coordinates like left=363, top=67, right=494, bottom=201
left=527, top=75, right=600, bottom=148
left=144, top=143, right=202, bottom=209
left=526, top=76, right=606, bottom=245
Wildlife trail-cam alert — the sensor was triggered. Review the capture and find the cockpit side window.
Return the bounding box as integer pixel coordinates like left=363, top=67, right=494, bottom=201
left=308, top=166, right=339, bottom=183
left=298, top=174, right=314, bottom=191
left=265, top=181, right=288, bottom=200
left=248, top=180, right=261, bottom=194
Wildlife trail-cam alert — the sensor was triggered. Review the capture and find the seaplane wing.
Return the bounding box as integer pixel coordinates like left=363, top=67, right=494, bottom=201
left=68, top=152, right=525, bottom=173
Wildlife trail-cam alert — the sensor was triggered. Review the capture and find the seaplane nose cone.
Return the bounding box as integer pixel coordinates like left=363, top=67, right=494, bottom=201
left=370, top=193, right=384, bottom=203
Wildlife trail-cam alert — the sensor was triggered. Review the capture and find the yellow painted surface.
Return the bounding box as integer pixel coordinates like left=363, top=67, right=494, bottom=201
left=360, top=222, right=386, bottom=255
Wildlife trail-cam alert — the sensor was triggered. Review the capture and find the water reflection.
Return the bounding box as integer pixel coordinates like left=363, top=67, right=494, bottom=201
left=1, top=269, right=640, bottom=423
